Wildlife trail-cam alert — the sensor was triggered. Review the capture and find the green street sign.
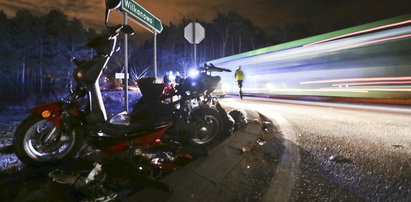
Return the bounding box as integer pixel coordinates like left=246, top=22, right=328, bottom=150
left=121, top=0, right=163, bottom=33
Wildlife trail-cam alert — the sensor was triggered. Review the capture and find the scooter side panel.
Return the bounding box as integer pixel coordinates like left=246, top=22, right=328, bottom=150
left=100, top=124, right=171, bottom=152
left=28, top=101, right=64, bottom=126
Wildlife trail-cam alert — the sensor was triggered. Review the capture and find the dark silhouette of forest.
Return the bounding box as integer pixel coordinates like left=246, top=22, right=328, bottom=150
left=0, top=9, right=97, bottom=106
left=0, top=9, right=322, bottom=108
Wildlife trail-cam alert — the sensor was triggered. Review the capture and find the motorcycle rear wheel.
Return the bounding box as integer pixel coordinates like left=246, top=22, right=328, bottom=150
left=13, top=114, right=84, bottom=165
left=189, top=107, right=223, bottom=146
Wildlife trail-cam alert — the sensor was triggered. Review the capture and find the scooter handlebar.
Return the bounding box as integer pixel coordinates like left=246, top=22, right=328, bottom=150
left=201, top=63, right=232, bottom=72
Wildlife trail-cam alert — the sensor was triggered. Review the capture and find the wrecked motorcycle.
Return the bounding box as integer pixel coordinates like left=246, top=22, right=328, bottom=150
left=12, top=5, right=232, bottom=168
left=11, top=1, right=245, bottom=199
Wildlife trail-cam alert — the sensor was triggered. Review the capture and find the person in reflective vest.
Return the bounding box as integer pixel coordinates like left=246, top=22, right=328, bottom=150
left=235, top=66, right=244, bottom=99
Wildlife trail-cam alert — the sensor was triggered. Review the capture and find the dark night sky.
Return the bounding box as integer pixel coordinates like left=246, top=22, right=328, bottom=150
left=1, top=0, right=411, bottom=36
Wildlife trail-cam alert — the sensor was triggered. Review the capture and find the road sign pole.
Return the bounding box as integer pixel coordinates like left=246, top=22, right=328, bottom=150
left=154, top=31, right=157, bottom=79
left=193, top=22, right=197, bottom=68
left=123, top=12, right=129, bottom=113
left=184, top=22, right=205, bottom=69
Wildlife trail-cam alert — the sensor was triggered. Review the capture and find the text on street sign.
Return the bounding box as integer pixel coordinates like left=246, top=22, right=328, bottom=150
left=121, top=0, right=163, bottom=33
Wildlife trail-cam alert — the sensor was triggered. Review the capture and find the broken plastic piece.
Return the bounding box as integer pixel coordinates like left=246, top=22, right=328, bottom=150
left=85, top=163, right=102, bottom=184
left=329, top=155, right=337, bottom=161
left=256, top=138, right=266, bottom=146
left=49, top=169, right=81, bottom=185
left=261, top=125, right=269, bottom=133
left=241, top=146, right=247, bottom=153
left=253, top=119, right=260, bottom=123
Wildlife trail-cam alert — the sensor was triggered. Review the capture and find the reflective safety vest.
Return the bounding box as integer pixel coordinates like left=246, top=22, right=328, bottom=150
left=235, top=69, right=244, bottom=81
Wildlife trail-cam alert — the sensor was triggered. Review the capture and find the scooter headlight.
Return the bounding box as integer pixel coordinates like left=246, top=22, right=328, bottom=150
left=188, top=68, right=199, bottom=78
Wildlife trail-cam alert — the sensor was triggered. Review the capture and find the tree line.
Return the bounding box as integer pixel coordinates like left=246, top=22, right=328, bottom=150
left=0, top=9, right=97, bottom=101
left=0, top=9, right=320, bottom=102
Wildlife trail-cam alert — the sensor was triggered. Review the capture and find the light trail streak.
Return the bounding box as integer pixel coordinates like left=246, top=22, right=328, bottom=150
left=364, top=88, right=411, bottom=92
left=242, top=88, right=369, bottom=93
left=243, top=87, right=411, bottom=93
left=300, top=76, right=411, bottom=85
left=332, top=81, right=411, bottom=86
left=331, top=34, right=411, bottom=51
left=211, top=19, right=411, bottom=103
left=304, top=19, right=411, bottom=47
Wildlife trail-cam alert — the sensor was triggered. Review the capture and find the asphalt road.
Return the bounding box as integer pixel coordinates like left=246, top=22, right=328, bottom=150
left=220, top=97, right=411, bottom=201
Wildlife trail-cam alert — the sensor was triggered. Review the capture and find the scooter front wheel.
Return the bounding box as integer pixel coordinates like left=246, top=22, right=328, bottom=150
left=189, top=107, right=223, bottom=146
left=13, top=114, right=84, bottom=165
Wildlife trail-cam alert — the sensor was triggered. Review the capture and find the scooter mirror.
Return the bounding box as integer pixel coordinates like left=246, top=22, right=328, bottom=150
left=106, top=0, right=121, bottom=9
left=105, top=0, right=121, bottom=25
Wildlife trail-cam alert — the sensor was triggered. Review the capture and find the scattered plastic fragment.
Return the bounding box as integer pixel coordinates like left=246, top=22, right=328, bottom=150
left=329, top=155, right=352, bottom=163
left=256, top=138, right=266, bottom=146
left=241, top=146, right=247, bottom=153
left=247, top=165, right=250, bottom=169
left=392, top=144, right=404, bottom=148
left=262, top=121, right=271, bottom=125
left=249, top=119, right=260, bottom=124
left=261, top=125, right=269, bottom=133
left=329, top=155, right=339, bottom=161
left=329, top=155, right=350, bottom=163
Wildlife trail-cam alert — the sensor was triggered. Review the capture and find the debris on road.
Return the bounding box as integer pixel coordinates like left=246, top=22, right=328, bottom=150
left=262, top=121, right=271, bottom=125
left=261, top=126, right=269, bottom=133
left=241, top=146, right=247, bottom=153
left=256, top=138, right=266, bottom=146
left=329, top=155, right=339, bottom=161
left=249, top=118, right=260, bottom=124
left=392, top=144, right=404, bottom=149
left=329, top=155, right=351, bottom=163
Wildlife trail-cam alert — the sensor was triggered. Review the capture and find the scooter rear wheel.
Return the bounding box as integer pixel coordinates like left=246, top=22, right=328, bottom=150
left=13, top=114, right=84, bottom=165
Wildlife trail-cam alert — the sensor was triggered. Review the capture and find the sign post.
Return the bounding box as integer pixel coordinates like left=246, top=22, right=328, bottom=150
left=154, top=32, right=157, bottom=79
left=184, top=22, right=205, bottom=69
left=112, top=0, right=163, bottom=113
left=123, top=13, right=129, bottom=113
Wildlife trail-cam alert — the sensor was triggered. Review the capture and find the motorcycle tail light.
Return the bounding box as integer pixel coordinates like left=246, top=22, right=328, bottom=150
left=41, top=110, right=51, bottom=118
